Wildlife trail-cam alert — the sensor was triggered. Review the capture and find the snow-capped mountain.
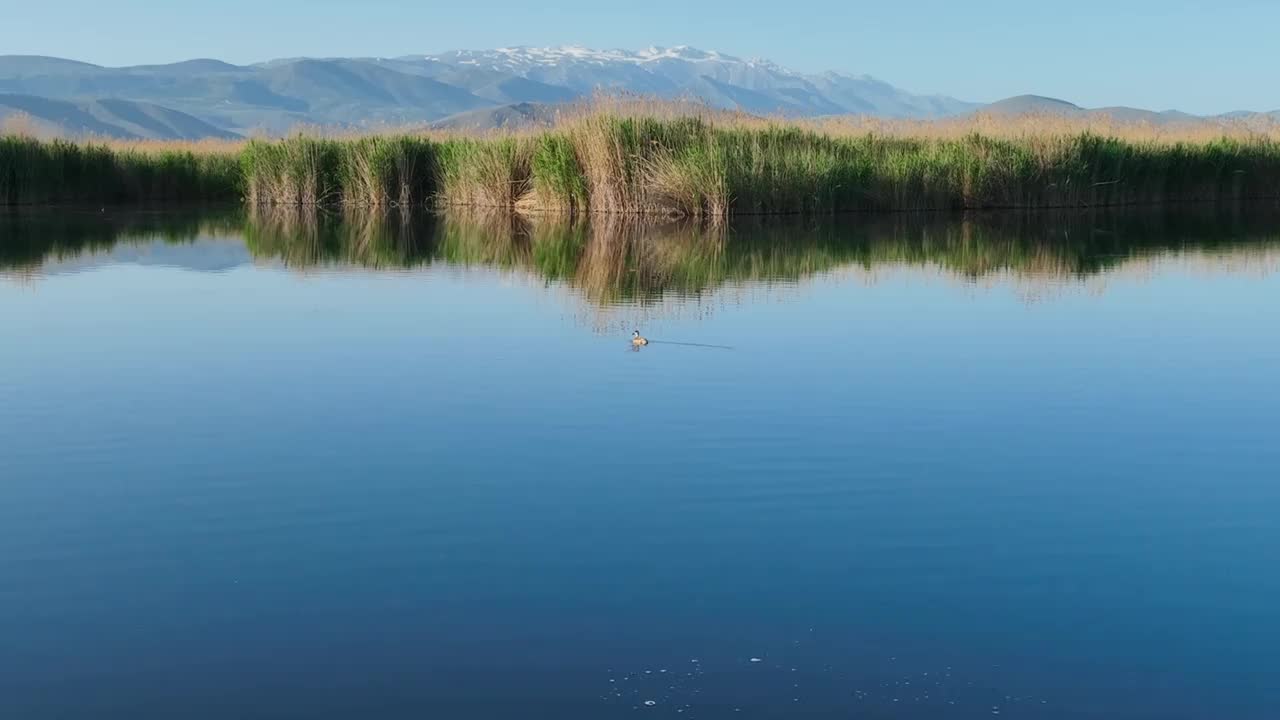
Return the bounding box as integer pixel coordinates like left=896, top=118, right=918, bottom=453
left=405, top=45, right=975, bottom=118
left=0, top=45, right=980, bottom=137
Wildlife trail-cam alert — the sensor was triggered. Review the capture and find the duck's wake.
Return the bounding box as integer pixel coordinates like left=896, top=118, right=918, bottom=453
left=646, top=340, right=735, bottom=350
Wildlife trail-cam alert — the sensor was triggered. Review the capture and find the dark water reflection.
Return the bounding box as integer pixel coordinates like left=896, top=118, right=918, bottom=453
left=1, top=206, right=1279, bottom=720
left=6, top=205, right=1280, bottom=305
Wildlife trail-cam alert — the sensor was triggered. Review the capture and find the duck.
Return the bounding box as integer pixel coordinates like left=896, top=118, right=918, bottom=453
left=632, top=330, right=649, bottom=346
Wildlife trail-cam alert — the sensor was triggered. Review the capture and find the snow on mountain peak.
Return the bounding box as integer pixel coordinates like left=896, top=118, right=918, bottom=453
left=411, top=45, right=976, bottom=119
left=434, top=45, right=751, bottom=69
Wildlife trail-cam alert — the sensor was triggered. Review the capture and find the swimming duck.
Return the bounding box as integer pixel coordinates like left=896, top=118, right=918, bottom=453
left=632, top=330, right=649, bottom=346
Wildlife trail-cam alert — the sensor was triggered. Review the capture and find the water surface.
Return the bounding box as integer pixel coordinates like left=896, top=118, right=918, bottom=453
left=2, top=207, right=1278, bottom=719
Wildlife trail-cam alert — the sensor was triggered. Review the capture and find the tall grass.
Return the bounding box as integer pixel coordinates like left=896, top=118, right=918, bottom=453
left=6, top=108, right=1280, bottom=215
left=432, top=138, right=531, bottom=209
left=527, top=134, right=588, bottom=213
left=240, top=136, right=435, bottom=207
left=0, top=135, right=240, bottom=205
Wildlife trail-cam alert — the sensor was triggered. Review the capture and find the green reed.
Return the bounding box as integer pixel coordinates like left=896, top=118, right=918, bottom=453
left=0, top=135, right=241, bottom=205
left=6, top=115, right=1280, bottom=216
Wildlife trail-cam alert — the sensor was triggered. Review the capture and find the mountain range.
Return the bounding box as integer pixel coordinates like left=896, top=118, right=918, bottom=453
left=0, top=46, right=1275, bottom=139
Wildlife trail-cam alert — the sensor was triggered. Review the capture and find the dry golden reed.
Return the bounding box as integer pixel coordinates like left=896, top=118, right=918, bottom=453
left=6, top=98, right=1280, bottom=214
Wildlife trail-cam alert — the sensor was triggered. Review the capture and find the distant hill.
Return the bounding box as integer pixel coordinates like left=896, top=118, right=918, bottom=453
left=1222, top=109, right=1280, bottom=121
left=0, top=55, right=103, bottom=75
left=125, top=58, right=247, bottom=74
left=977, top=94, right=1263, bottom=125
left=430, top=102, right=565, bottom=131
left=0, top=47, right=979, bottom=136
left=981, top=95, right=1086, bottom=116
left=0, top=49, right=1273, bottom=138
left=0, top=93, right=239, bottom=139
left=414, top=46, right=977, bottom=118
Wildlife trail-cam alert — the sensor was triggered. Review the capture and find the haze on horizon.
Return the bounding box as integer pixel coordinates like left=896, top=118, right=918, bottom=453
left=1, top=0, right=1276, bottom=115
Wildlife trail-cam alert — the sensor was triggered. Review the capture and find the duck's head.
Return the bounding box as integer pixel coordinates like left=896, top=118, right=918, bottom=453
left=633, top=330, right=640, bottom=338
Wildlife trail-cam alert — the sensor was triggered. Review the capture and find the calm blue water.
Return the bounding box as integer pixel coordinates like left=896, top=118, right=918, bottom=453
left=2, top=209, right=1278, bottom=719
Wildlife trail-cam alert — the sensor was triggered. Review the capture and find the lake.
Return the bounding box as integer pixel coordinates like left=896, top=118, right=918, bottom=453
left=2, top=207, right=1278, bottom=719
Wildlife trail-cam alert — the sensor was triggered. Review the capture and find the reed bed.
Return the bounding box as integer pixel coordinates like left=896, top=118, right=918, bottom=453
left=0, top=135, right=241, bottom=205
left=6, top=103, right=1280, bottom=216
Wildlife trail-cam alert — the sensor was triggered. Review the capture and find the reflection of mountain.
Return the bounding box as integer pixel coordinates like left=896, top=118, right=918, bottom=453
left=28, top=238, right=250, bottom=275
left=5, top=207, right=1280, bottom=305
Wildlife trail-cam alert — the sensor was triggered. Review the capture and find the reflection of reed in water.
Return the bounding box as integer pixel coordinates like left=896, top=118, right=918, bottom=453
left=427, top=211, right=730, bottom=305
left=0, top=207, right=244, bottom=274
left=567, top=215, right=727, bottom=304
left=237, top=206, right=1280, bottom=312
left=244, top=206, right=431, bottom=270
left=6, top=206, right=1280, bottom=311
left=434, top=211, right=532, bottom=269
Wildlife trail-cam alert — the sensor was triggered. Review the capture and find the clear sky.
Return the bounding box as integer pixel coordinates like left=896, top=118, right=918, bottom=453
left=1, top=0, right=1275, bottom=114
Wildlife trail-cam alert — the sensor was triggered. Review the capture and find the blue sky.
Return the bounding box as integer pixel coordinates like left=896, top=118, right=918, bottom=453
left=1, top=0, right=1275, bottom=114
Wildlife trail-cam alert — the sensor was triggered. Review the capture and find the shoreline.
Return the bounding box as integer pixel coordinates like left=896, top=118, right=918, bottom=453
left=5, top=113, right=1280, bottom=217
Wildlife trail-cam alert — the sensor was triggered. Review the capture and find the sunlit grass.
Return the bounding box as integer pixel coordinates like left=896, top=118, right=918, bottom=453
left=5, top=100, right=1280, bottom=215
